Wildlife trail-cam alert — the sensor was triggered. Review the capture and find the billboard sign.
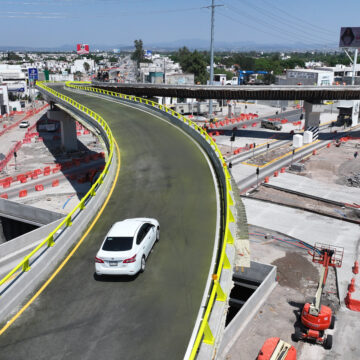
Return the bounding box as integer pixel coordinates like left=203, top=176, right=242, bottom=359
left=28, top=68, right=38, bottom=80
left=339, top=27, right=360, bottom=48
left=77, top=43, right=90, bottom=54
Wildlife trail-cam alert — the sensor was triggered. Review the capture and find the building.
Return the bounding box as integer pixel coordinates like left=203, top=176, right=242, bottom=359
left=278, top=69, right=334, bottom=86
left=0, top=64, right=27, bottom=94
left=70, top=58, right=95, bottom=74
left=315, top=64, right=360, bottom=85
left=0, top=84, right=10, bottom=115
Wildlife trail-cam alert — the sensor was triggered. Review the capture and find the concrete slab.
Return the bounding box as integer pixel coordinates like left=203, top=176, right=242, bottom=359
left=242, top=197, right=360, bottom=302
left=267, top=172, right=360, bottom=205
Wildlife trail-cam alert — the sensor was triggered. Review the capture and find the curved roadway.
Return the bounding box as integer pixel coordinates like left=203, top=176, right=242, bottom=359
left=0, top=86, right=218, bottom=360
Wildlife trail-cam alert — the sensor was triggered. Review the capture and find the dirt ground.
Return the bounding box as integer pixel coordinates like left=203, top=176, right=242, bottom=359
left=247, top=187, right=360, bottom=222
left=224, top=225, right=339, bottom=360
left=300, top=139, right=360, bottom=187
left=0, top=113, right=103, bottom=214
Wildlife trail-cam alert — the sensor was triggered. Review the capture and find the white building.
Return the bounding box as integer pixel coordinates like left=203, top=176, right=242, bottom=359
left=0, top=64, right=27, bottom=93
left=0, top=84, right=10, bottom=115
left=279, top=69, right=334, bottom=86
left=70, top=58, right=95, bottom=74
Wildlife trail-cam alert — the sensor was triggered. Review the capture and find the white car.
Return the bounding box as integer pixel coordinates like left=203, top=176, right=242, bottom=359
left=95, top=218, right=160, bottom=276
left=19, top=121, right=30, bottom=128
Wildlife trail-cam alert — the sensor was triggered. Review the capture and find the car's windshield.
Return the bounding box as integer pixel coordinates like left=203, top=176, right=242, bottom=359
left=102, top=237, right=133, bottom=251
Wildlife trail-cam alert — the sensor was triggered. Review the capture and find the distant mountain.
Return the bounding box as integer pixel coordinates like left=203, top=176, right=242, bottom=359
left=0, top=39, right=339, bottom=52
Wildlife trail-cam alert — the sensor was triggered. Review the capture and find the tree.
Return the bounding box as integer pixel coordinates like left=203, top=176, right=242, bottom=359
left=171, top=47, right=208, bottom=84
left=131, top=39, right=145, bottom=65
left=83, top=62, right=90, bottom=73
left=214, top=68, right=234, bottom=80
left=7, top=52, right=21, bottom=61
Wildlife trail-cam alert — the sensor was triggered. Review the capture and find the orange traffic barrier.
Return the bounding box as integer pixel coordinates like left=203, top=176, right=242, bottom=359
left=31, top=173, right=38, bottom=180
left=327, top=143, right=331, bottom=148
left=264, top=176, right=269, bottom=183
left=274, top=171, right=279, bottom=177
left=52, top=168, right=60, bottom=174
left=20, top=177, right=27, bottom=183
left=312, top=150, right=317, bottom=155
left=345, top=291, right=360, bottom=312
left=52, top=179, right=59, bottom=187
left=43, top=169, right=51, bottom=176
left=19, top=189, right=27, bottom=198
left=353, top=261, right=359, bottom=275
left=3, top=181, right=11, bottom=189
left=280, top=167, right=286, bottom=173
left=0, top=193, right=8, bottom=199
left=35, top=184, right=44, bottom=191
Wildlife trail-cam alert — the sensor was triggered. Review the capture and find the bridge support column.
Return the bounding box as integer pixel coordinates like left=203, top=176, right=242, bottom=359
left=47, top=109, right=78, bottom=151
left=304, top=101, right=322, bottom=139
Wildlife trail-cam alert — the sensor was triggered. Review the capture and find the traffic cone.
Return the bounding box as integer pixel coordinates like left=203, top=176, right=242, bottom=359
left=349, top=278, right=356, bottom=293
left=353, top=261, right=359, bottom=275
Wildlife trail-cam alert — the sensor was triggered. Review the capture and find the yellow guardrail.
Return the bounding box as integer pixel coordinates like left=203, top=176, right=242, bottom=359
left=0, top=81, right=115, bottom=290
left=65, top=81, right=235, bottom=359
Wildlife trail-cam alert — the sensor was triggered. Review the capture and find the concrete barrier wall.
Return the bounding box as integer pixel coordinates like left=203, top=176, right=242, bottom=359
left=216, top=262, right=277, bottom=359
left=0, top=218, right=64, bottom=278
left=0, top=198, right=63, bottom=226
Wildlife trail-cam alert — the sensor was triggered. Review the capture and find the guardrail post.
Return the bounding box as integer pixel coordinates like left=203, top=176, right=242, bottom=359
left=223, top=252, right=231, bottom=270
left=66, top=217, right=72, bottom=227
left=91, top=188, right=96, bottom=196
left=227, top=191, right=234, bottom=206
left=203, top=321, right=215, bottom=345
left=226, top=227, right=234, bottom=244
left=47, top=235, right=55, bottom=247
left=215, top=280, right=227, bottom=301
left=79, top=201, right=86, bottom=210
left=228, top=208, right=235, bottom=223
left=22, top=259, right=30, bottom=272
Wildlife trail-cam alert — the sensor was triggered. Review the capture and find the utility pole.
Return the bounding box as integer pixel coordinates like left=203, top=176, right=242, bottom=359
left=205, top=0, right=223, bottom=121
left=352, top=48, right=358, bottom=85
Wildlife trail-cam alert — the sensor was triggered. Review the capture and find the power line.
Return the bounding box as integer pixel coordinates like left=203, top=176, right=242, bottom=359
left=218, top=11, right=309, bottom=45
left=225, top=4, right=333, bottom=45
left=259, top=0, right=336, bottom=36
left=238, top=0, right=335, bottom=43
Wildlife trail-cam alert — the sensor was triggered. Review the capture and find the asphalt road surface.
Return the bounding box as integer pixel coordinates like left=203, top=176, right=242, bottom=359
left=0, top=86, right=218, bottom=360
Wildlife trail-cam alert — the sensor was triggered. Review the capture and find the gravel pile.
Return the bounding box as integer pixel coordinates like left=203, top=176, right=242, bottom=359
left=346, top=172, right=360, bottom=187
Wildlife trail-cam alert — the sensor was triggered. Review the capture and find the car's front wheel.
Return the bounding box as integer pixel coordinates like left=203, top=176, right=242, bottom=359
left=140, top=256, right=146, bottom=273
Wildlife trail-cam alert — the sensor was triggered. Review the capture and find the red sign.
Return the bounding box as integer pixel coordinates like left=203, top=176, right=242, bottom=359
left=77, top=44, right=89, bottom=55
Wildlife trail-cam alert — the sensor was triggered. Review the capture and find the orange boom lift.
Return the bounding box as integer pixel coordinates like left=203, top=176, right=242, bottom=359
left=293, top=243, right=343, bottom=350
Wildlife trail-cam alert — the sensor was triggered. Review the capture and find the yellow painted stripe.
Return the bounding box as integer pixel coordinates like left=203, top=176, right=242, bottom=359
left=0, top=140, right=121, bottom=336
left=242, top=139, right=320, bottom=168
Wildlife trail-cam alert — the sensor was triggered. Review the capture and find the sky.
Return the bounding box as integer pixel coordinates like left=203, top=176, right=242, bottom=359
left=0, top=0, right=359, bottom=49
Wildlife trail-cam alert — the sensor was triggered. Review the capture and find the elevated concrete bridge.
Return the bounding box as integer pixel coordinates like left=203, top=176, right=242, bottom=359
left=92, top=81, right=360, bottom=101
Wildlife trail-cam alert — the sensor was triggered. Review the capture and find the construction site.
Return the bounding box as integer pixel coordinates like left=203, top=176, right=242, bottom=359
left=0, top=85, right=359, bottom=360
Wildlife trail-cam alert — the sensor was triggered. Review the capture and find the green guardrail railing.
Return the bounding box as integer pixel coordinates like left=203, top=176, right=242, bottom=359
left=0, top=81, right=115, bottom=291
left=65, top=81, right=236, bottom=359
